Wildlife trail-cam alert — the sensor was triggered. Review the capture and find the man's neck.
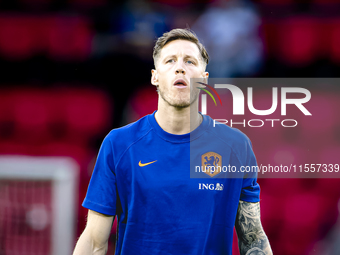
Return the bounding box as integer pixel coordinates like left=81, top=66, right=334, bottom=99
left=155, top=102, right=202, bottom=135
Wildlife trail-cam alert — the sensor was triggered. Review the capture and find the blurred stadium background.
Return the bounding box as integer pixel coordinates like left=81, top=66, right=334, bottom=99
left=0, top=0, right=339, bottom=254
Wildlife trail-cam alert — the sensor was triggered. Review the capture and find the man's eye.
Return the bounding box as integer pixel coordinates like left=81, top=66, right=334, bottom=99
left=166, top=59, right=174, bottom=63
left=187, top=60, right=194, bottom=64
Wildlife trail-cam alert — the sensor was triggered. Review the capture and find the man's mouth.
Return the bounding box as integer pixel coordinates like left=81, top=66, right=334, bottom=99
left=174, top=79, right=188, bottom=88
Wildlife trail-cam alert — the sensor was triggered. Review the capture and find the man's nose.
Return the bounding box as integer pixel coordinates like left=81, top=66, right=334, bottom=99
left=175, top=62, right=186, bottom=74
left=175, top=59, right=186, bottom=74
left=176, top=68, right=185, bottom=74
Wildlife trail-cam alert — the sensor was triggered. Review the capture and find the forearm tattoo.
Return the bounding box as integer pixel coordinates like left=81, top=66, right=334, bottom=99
left=235, top=201, right=272, bottom=255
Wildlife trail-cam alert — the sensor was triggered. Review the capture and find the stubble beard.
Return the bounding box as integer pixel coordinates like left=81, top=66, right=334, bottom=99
left=158, top=86, right=200, bottom=109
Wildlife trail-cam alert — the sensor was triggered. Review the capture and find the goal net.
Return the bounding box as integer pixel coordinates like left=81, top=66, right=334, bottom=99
left=0, top=156, right=79, bottom=255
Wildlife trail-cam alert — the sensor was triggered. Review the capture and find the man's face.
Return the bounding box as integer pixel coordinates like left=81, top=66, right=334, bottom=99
left=151, top=40, right=208, bottom=108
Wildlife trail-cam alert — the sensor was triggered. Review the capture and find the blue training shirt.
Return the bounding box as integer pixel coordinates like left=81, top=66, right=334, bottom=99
left=83, top=111, right=260, bottom=255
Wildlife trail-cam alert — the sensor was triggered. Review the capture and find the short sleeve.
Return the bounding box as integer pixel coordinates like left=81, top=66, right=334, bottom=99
left=82, top=134, right=117, bottom=215
left=240, top=139, right=261, bottom=203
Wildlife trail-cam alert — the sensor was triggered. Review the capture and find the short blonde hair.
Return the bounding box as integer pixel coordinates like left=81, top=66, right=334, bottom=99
left=153, top=28, right=209, bottom=68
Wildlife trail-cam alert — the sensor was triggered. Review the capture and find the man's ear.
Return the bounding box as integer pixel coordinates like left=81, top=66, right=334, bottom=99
left=151, top=69, right=159, bottom=86
left=202, top=71, right=209, bottom=84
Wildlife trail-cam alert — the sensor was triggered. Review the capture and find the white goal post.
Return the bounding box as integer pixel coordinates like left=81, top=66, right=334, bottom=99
left=0, top=156, right=79, bottom=255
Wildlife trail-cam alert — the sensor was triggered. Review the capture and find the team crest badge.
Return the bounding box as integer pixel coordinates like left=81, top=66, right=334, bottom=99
left=201, top=152, right=222, bottom=177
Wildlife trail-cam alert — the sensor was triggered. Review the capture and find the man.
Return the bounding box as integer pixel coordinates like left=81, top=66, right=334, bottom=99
left=73, top=28, right=272, bottom=255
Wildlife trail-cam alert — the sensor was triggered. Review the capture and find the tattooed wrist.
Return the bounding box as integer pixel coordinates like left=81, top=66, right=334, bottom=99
left=235, top=201, right=273, bottom=255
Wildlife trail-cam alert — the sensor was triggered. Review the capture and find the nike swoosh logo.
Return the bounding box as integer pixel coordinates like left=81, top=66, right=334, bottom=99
left=139, top=160, right=157, bottom=167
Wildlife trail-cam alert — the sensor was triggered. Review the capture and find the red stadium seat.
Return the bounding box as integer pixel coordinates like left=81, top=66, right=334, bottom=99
left=328, top=19, right=340, bottom=63
left=126, top=85, right=158, bottom=123
left=0, top=15, right=92, bottom=60
left=0, top=16, right=37, bottom=60
left=276, top=17, right=321, bottom=66
left=278, top=192, right=333, bottom=255
left=0, top=87, right=112, bottom=146
left=242, top=179, right=327, bottom=255
left=0, top=89, right=16, bottom=140
left=11, top=89, right=52, bottom=144
left=284, top=193, right=323, bottom=228
left=313, top=176, right=340, bottom=200
left=52, top=88, right=112, bottom=144
left=0, top=141, right=32, bottom=155
left=38, top=141, right=91, bottom=166
left=46, top=16, right=93, bottom=60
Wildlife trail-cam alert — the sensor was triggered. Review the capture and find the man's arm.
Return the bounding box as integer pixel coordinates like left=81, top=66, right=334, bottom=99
left=235, top=201, right=273, bottom=255
left=73, top=209, right=114, bottom=255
